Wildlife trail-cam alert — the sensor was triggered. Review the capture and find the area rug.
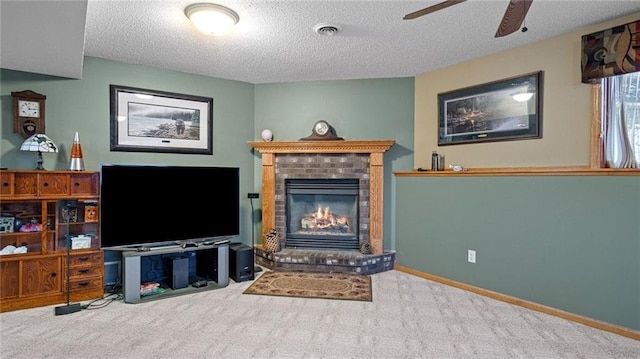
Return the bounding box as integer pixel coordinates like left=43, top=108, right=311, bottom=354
left=243, top=271, right=372, bottom=301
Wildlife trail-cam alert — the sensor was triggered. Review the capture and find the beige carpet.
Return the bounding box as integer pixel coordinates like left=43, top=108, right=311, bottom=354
left=2, top=270, right=640, bottom=358
left=243, top=271, right=372, bottom=301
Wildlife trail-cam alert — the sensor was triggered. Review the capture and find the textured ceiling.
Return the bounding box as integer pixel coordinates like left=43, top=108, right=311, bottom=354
left=3, top=1, right=640, bottom=84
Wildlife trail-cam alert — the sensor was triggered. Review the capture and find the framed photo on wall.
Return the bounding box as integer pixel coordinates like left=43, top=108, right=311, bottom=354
left=109, top=85, right=213, bottom=154
left=438, top=71, right=543, bottom=146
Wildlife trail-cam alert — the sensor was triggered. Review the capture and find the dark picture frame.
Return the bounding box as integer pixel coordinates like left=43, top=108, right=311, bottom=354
left=109, top=85, right=213, bottom=154
left=438, top=71, right=543, bottom=146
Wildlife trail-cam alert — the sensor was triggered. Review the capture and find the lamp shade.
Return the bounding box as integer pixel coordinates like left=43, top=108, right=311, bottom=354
left=20, top=134, right=58, bottom=170
left=20, top=134, right=58, bottom=153
left=185, top=3, right=239, bottom=35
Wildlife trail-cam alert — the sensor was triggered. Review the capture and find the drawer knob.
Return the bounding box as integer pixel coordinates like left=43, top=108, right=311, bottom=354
left=77, top=257, right=90, bottom=261
left=2, top=182, right=8, bottom=187
left=43, top=182, right=49, bottom=187
left=78, top=269, right=90, bottom=274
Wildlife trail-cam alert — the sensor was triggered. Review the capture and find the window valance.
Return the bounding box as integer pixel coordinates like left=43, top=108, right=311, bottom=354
left=581, top=19, right=640, bottom=83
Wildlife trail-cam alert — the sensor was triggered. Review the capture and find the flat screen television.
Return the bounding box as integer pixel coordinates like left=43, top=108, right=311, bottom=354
left=100, top=164, right=240, bottom=249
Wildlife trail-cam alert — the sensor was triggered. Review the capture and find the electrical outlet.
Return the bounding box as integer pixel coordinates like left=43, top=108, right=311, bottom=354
left=468, top=250, right=476, bottom=263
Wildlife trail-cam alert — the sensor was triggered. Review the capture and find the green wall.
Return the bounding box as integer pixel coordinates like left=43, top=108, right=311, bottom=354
left=396, top=175, right=640, bottom=330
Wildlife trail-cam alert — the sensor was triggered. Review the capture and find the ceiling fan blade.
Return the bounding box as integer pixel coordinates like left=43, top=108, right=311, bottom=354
left=495, top=0, right=533, bottom=37
left=403, top=0, right=467, bottom=20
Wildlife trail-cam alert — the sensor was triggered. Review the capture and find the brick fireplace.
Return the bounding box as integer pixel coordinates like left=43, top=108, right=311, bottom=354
left=248, top=140, right=396, bottom=274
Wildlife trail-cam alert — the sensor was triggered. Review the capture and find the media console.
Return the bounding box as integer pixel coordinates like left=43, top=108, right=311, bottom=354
left=121, top=242, right=229, bottom=304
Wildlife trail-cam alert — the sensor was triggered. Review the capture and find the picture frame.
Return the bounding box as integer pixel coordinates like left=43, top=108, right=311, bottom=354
left=438, top=71, right=543, bottom=146
left=109, top=85, right=213, bottom=154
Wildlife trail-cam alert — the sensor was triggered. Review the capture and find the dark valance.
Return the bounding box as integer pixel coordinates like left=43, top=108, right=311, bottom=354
left=581, top=19, right=640, bottom=83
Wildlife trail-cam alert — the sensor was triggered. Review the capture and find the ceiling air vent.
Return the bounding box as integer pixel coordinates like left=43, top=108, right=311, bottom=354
left=314, top=23, right=340, bottom=36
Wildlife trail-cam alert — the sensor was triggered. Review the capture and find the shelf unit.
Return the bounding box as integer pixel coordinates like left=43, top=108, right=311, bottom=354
left=120, top=243, right=229, bottom=304
left=0, top=170, right=104, bottom=312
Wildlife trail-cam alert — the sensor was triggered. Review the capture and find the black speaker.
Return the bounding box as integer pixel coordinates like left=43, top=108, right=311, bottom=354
left=229, top=243, right=254, bottom=282
left=166, top=257, right=189, bottom=289
left=196, top=249, right=219, bottom=282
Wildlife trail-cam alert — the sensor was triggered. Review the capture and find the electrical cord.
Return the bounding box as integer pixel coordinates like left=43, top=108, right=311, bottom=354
left=81, top=277, right=123, bottom=310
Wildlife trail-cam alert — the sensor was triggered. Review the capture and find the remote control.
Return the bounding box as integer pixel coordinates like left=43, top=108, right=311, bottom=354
left=192, top=279, right=208, bottom=288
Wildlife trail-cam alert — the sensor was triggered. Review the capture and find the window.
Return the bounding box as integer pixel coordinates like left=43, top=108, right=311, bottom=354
left=597, top=72, right=640, bottom=168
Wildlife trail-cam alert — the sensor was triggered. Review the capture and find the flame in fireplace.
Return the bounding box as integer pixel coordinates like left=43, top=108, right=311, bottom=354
left=302, top=206, right=350, bottom=231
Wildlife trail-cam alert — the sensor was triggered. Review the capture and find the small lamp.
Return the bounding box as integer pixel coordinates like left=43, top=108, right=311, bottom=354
left=185, top=3, right=239, bottom=36
left=20, top=134, right=58, bottom=170
left=69, top=132, right=85, bottom=171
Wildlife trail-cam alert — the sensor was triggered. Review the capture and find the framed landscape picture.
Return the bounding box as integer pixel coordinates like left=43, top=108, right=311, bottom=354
left=109, top=85, right=213, bottom=154
left=438, top=71, right=543, bottom=146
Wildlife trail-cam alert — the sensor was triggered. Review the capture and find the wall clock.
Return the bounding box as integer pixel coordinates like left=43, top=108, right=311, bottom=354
left=12, top=90, right=46, bottom=138
left=300, top=120, right=343, bottom=141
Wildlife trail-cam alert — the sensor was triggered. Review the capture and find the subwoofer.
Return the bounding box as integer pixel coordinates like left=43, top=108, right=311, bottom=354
left=229, top=243, right=254, bottom=282
left=165, top=257, right=189, bottom=289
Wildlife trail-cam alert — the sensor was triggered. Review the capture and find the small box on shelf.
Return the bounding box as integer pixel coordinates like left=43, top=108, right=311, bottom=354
left=71, top=235, right=91, bottom=249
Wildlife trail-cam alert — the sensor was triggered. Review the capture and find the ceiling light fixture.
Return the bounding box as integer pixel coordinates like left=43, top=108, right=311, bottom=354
left=185, top=3, right=239, bottom=36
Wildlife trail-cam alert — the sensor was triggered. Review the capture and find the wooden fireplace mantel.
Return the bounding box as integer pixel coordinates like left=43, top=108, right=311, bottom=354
left=248, top=140, right=396, bottom=154
left=248, top=140, right=395, bottom=254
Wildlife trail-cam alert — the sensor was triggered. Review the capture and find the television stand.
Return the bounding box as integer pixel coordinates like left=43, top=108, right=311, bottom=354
left=121, top=242, right=229, bottom=304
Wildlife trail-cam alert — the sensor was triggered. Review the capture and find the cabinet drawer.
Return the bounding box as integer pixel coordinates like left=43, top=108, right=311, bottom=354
left=13, top=173, right=38, bottom=197
left=69, top=252, right=103, bottom=267
left=69, top=265, right=102, bottom=278
left=38, top=174, right=69, bottom=196
left=0, top=172, right=14, bottom=197
left=70, top=174, right=99, bottom=195
left=69, top=277, right=102, bottom=291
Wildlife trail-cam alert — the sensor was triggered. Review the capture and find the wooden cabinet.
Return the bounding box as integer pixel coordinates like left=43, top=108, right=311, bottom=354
left=0, top=170, right=103, bottom=312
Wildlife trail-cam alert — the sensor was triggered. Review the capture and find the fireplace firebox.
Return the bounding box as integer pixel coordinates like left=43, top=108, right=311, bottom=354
left=285, top=178, right=359, bottom=250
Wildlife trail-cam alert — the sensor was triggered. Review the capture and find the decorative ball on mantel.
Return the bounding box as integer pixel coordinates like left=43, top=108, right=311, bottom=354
left=261, top=129, right=273, bottom=142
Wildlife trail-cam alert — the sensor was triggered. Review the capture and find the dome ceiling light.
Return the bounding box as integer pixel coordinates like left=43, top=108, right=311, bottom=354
left=185, top=3, right=239, bottom=36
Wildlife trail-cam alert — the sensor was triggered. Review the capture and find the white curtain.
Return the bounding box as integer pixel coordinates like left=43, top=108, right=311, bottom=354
left=602, top=74, right=639, bottom=168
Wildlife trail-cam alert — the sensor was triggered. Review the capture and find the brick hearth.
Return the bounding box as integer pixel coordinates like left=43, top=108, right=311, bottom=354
left=248, top=140, right=395, bottom=274
left=254, top=247, right=396, bottom=275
